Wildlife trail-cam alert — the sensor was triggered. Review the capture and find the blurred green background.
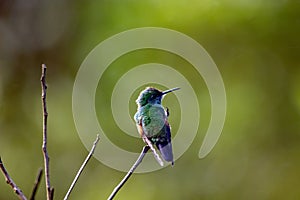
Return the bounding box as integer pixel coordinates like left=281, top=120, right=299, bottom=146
left=1, top=0, right=300, bottom=199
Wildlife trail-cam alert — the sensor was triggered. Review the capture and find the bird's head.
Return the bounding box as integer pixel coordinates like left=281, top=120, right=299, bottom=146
left=136, top=87, right=180, bottom=107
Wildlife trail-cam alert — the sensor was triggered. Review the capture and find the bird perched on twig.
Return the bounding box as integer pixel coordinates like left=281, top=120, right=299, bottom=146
left=134, top=87, right=180, bottom=166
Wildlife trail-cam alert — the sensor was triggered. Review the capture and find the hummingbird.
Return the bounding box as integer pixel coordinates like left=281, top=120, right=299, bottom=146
left=134, top=87, right=180, bottom=165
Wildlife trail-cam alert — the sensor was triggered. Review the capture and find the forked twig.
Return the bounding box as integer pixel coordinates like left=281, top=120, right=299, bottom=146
left=63, top=134, right=100, bottom=200
left=30, top=168, right=43, bottom=200
left=0, top=157, right=27, bottom=200
left=41, top=64, right=54, bottom=200
left=107, top=145, right=150, bottom=200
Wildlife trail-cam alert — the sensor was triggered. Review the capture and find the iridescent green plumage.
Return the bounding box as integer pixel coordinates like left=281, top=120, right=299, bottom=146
left=134, top=87, right=179, bottom=165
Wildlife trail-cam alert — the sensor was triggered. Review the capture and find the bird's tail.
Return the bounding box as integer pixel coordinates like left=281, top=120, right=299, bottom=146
left=157, top=142, right=174, bottom=165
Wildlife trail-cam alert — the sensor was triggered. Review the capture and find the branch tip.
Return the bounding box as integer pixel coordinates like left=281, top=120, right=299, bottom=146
left=30, top=168, right=43, bottom=200
left=63, top=134, right=101, bottom=200
left=107, top=145, right=150, bottom=200
left=0, top=158, right=27, bottom=200
left=40, top=64, right=52, bottom=200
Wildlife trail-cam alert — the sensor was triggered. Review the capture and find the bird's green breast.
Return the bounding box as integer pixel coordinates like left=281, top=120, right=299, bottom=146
left=135, top=104, right=167, bottom=138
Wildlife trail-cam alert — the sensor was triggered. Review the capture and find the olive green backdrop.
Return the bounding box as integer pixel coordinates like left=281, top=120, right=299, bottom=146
left=0, top=1, right=299, bottom=199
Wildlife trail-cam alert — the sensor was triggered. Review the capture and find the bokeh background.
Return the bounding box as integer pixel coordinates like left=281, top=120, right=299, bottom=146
left=1, top=0, right=300, bottom=199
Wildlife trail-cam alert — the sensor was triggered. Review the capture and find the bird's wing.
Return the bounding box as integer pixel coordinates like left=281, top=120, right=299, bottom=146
left=156, top=120, right=174, bottom=164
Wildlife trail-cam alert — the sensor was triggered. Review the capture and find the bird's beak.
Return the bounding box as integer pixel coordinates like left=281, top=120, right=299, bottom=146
left=162, top=87, right=180, bottom=95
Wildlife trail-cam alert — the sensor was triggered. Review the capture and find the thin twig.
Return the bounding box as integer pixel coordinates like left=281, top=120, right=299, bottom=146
left=107, top=145, right=150, bottom=200
left=63, top=134, right=100, bottom=200
left=0, top=157, right=27, bottom=200
left=41, top=64, right=53, bottom=200
left=30, top=168, right=43, bottom=200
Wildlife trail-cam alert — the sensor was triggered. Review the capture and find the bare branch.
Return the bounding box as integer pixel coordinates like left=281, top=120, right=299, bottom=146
left=40, top=64, right=53, bottom=200
left=63, top=134, right=100, bottom=200
left=107, top=145, right=150, bottom=200
left=0, top=157, right=27, bottom=200
left=29, top=168, right=43, bottom=200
